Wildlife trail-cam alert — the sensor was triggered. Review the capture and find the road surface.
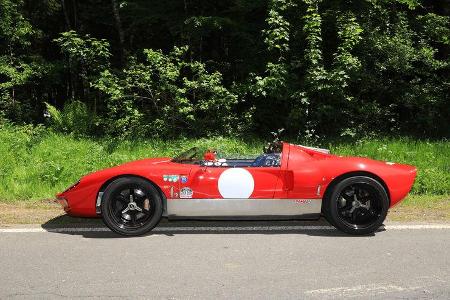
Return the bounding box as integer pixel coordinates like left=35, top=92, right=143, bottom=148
left=0, top=220, right=449, bottom=299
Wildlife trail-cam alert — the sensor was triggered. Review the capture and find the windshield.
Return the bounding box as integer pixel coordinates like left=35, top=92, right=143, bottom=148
left=171, top=147, right=202, bottom=163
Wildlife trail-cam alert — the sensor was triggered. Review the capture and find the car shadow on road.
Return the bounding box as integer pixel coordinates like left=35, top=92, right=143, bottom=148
left=41, top=215, right=380, bottom=238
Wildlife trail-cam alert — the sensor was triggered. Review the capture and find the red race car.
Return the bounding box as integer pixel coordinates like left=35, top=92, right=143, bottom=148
left=56, top=141, right=417, bottom=236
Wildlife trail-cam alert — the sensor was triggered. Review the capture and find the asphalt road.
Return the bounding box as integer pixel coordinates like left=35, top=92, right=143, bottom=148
left=0, top=221, right=449, bottom=299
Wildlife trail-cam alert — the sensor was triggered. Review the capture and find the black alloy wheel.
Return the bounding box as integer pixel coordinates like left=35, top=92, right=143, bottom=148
left=324, top=176, right=389, bottom=235
left=101, top=177, right=163, bottom=236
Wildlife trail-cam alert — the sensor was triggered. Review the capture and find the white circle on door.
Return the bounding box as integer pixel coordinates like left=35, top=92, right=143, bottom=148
left=218, top=168, right=254, bottom=198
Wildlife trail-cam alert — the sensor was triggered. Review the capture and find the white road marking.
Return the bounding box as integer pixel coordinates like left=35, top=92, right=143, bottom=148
left=384, top=224, right=450, bottom=230
left=0, top=227, right=108, bottom=233
left=305, top=283, right=424, bottom=297
left=0, top=224, right=449, bottom=233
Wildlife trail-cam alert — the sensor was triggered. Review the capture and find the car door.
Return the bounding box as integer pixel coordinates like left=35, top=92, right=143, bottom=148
left=186, top=165, right=282, bottom=199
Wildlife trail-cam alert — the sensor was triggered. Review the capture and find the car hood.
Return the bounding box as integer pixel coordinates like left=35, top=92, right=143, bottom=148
left=81, top=157, right=172, bottom=181
left=118, top=157, right=172, bottom=168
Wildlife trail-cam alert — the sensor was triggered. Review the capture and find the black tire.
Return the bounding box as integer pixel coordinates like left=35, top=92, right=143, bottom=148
left=323, top=176, right=389, bottom=235
left=101, top=177, right=163, bottom=236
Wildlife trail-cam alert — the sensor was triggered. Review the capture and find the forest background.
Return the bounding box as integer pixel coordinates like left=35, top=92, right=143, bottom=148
left=0, top=0, right=448, bottom=207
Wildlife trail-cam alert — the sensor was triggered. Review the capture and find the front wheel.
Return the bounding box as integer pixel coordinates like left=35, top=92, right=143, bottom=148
left=323, top=176, right=389, bottom=235
left=101, top=177, right=163, bottom=236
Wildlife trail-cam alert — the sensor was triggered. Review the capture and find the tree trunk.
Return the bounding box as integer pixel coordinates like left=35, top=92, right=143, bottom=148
left=111, top=0, right=126, bottom=66
left=61, top=0, right=75, bottom=99
left=71, top=0, right=77, bottom=29
left=61, top=0, right=72, bottom=30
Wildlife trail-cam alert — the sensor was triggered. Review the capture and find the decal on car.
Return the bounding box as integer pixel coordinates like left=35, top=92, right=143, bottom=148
left=180, top=187, right=193, bottom=199
left=163, top=175, right=179, bottom=182
left=218, top=168, right=254, bottom=199
left=295, top=199, right=312, bottom=204
left=181, top=176, right=188, bottom=184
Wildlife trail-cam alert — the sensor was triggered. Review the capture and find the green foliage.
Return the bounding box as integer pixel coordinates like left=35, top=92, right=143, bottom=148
left=246, top=0, right=293, bottom=134
left=256, top=0, right=292, bottom=93
left=54, top=31, right=112, bottom=104
left=38, top=161, right=64, bottom=187
left=332, top=12, right=363, bottom=90
left=0, top=125, right=448, bottom=202
left=0, top=0, right=50, bottom=122
left=0, top=0, right=448, bottom=139
left=45, top=101, right=93, bottom=136
left=93, top=46, right=239, bottom=138
left=418, top=13, right=450, bottom=45
left=262, top=0, right=292, bottom=54
left=0, top=0, right=36, bottom=48
left=354, top=5, right=450, bottom=137
left=54, top=31, right=111, bottom=75
left=303, top=0, right=324, bottom=70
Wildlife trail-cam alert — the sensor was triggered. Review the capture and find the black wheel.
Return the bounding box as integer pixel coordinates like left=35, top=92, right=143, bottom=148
left=323, top=176, right=389, bottom=235
left=101, top=177, right=163, bottom=236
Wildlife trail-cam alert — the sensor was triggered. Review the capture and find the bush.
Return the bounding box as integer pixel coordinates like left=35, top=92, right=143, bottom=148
left=45, top=100, right=94, bottom=136
left=93, top=46, right=240, bottom=138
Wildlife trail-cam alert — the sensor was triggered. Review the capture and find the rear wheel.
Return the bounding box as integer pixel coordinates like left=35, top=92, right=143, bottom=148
left=323, top=176, right=389, bottom=235
left=101, top=177, right=163, bottom=236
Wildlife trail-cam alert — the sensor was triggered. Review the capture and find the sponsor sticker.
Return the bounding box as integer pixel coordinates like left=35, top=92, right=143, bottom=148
left=180, top=187, right=193, bottom=199
left=163, top=175, right=179, bottom=182
left=295, top=199, right=312, bottom=204
left=181, top=176, right=188, bottom=184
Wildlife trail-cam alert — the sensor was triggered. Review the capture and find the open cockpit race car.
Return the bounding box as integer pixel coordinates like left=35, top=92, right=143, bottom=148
left=56, top=140, right=417, bottom=236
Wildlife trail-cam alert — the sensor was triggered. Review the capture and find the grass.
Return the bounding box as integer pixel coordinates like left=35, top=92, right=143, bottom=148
left=0, top=124, right=448, bottom=203
left=0, top=125, right=261, bottom=202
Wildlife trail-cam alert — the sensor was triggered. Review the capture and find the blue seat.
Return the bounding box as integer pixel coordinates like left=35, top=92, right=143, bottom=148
left=251, top=153, right=281, bottom=167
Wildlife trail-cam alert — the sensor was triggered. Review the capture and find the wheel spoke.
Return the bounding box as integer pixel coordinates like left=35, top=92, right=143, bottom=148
left=351, top=210, right=357, bottom=222
left=360, top=200, right=370, bottom=210
left=113, top=198, right=126, bottom=213
left=129, top=189, right=135, bottom=202
left=115, top=194, right=128, bottom=203
left=130, top=211, right=137, bottom=224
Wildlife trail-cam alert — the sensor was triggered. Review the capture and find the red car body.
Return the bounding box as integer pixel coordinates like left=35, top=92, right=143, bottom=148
left=57, top=143, right=417, bottom=220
